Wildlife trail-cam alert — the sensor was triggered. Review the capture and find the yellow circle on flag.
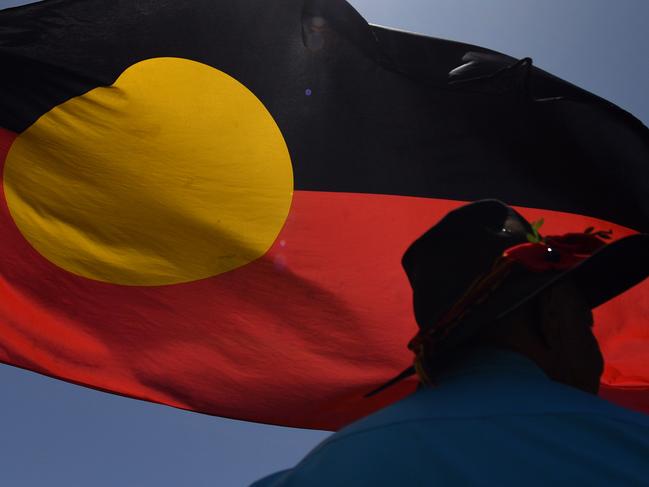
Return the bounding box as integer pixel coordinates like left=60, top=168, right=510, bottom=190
left=4, top=57, right=293, bottom=285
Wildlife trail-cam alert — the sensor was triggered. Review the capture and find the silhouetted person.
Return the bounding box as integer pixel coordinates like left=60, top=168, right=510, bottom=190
left=253, top=200, right=649, bottom=486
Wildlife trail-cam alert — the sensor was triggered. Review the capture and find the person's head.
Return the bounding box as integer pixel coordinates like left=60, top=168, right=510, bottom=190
left=366, top=200, right=649, bottom=399
left=464, top=277, right=604, bottom=394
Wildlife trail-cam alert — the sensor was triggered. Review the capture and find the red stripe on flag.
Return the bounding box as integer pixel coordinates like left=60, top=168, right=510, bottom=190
left=1, top=128, right=647, bottom=428
left=0, top=127, right=14, bottom=154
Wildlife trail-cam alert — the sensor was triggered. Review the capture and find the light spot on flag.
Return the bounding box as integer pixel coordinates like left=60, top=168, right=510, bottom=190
left=3, top=57, right=294, bottom=286
left=273, top=254, right=287, bottom=271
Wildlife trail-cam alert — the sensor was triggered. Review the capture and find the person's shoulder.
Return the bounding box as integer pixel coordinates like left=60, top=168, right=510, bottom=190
left=250, top=469, right=293, bottom=487
left=251, top=388, right=649, bottom=487
left=251, top=418, right=429, bottom=487
left=327, top=379, right=649, bottom=460
left=542, top=381, right=649, bottom=427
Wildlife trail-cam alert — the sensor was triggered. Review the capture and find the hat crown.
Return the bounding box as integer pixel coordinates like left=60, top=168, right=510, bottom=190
left=402, top=199, right=532, bottom=330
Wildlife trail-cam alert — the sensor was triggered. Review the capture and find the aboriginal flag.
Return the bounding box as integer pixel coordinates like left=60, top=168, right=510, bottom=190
left=1, top=0, right=648, bottom=430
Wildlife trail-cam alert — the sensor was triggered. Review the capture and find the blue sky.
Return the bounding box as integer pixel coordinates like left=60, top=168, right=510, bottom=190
left=1, top=1, right=648, bottom=486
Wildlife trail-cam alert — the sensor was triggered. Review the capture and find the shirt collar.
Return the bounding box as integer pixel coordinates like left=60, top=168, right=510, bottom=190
left=435, top=346, right=549, bottom=383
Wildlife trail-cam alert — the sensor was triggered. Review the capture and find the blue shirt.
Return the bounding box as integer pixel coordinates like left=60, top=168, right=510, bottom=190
left=252, top=347, right=649, bottom=486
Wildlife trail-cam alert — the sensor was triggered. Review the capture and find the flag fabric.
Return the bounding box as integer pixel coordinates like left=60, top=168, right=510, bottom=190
left=0, top=0, right=647, bottom=430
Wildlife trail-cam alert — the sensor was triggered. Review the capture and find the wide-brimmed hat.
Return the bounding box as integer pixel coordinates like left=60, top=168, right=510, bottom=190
left=367, top=199, right=649, bottom=396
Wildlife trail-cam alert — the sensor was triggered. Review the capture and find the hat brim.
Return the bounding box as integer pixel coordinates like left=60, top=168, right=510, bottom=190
left=436, top=233, right=649, bottom=352
left=572, top=233, right=649, bottom=309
